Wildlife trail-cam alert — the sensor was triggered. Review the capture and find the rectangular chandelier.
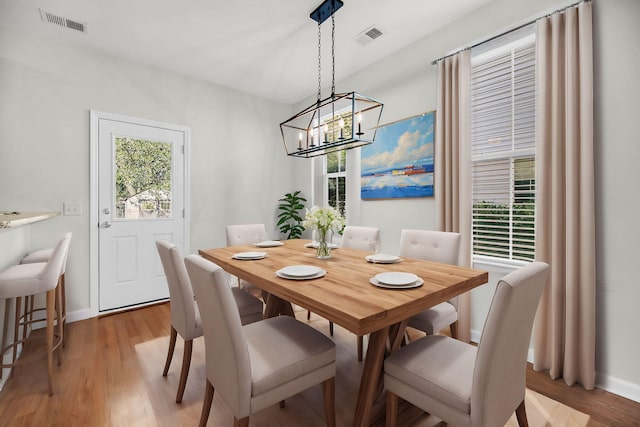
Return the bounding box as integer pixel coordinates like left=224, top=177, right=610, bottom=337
left=280, top=91, right=383, bottom=158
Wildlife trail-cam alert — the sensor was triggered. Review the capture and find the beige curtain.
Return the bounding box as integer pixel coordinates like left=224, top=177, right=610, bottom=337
left=435, top=51, right=472, bottom=343
left=533, top=2, right=596, bottom=389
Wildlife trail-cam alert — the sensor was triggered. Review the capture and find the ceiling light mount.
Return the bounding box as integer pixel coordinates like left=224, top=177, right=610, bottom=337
left=310, top=0, right=344, bottom=25
left=280, top=0, right=383, bottom=158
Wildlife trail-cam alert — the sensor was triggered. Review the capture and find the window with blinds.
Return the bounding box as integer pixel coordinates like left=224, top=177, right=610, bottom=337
left=471, top=30, right=536, bottom=262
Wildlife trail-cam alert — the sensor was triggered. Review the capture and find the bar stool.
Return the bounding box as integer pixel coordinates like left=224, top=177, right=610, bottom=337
left=20, top=232, right=72, bottom=344
left=0, top=234, right=69, bottom=395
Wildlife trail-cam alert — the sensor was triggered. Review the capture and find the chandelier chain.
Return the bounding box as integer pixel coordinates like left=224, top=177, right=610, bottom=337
left=331, top=13, right=336, bottom=96
left=317, top=21, right=322, bottom=104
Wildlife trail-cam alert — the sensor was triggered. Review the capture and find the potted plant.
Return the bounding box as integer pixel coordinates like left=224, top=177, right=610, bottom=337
left=277, top=190, right=307, bottom=239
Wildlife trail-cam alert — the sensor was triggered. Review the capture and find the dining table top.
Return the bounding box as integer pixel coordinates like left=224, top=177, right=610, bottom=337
left=199, top=239, right=488, bottom=337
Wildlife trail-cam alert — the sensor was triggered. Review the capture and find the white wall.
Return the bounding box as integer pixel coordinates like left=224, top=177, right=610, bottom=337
left=294, top=0, right=640, bottom=400
left=0, top=27, right=295, bottom=317
left=592, top=0, right=640, bottom=398
left=1, top=0, right=638, bottom=401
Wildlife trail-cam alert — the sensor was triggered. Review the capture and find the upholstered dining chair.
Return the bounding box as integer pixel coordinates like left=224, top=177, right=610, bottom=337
left=185, top=255, right=337, bottom=427
left=400, top=229, right=461, bottom=339
left=0, top=233, right=70, bottom=395
left=225, top=223, right=266, bottom=294
left=384, top=261, right=549, bottom=427
left=156, top=240, right=263, bottom=403
left=337, top=226, right=381, bottom=361
left=20, top=232, right=72, bottom=346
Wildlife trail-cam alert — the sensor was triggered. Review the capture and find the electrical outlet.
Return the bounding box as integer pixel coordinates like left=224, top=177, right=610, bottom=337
left=63, top=201, right=82, bottom=216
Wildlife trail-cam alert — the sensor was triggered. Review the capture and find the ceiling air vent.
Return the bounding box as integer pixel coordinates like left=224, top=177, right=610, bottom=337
left=355, top=26, right=384, bottom=46
left=39, top=8, right=87, bottom=33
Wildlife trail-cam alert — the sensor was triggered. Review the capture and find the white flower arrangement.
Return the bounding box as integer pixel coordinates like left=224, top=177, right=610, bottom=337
left=303, top=205, right=346, bottom=234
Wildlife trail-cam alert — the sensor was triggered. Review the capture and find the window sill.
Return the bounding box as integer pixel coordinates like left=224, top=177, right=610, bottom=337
left=472, top=254, right=530, bottom=271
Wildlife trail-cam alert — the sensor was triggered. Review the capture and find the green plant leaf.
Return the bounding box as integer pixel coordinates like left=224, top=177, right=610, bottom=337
left=276, top=190, right=306, bottom=240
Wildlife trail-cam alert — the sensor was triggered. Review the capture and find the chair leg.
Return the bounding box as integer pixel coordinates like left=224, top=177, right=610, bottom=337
left=307, top=310, right=311, bottom=320
left=234, top=417, right=249, bottom=427
left=12, top=296, right=22, bottom=375
left=46, top=289, right=56, bottom=396
left=357, top=335, right=364, bottom=362
left=329, top=321, right=334, bottom=336
left=385, top=390, right=398, bottom=427
left=60, top=273, right=67, bottom=347
left=55, top=284, right=64, bottom=366
left=176, top=339, right=193, bottom=403
left=163, top=326, right=177, bottom=376
left=21, top=296, right=28, bottom=341
left=515, top=399, right=529, bottom=427
left=449, top=321, right=458, bottom=339
left=199, top=379, right=215, bottom=427
left=323, top=377, right=336, bottom=427
left=29, top=295, right=34, bottom=328
left=279, top=400, right=285, bottom=408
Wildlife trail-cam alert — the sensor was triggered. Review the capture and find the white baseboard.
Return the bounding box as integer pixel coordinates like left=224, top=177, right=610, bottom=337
left=470, top=329, right=480, bottom=344
left=596, top=371, right=640, bottom=403
left=471, top=328, right=640, bottom=403
left=27, top=308, right=97, bottom=330
left=67, top=308, right=93, bottom=323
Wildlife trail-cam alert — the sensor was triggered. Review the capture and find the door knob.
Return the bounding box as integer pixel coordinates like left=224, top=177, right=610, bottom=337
left=100, top=221, right=112, bottom=228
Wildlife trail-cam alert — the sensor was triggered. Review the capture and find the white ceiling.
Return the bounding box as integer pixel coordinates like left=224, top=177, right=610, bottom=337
left=0, top=0, right=494, bottom=104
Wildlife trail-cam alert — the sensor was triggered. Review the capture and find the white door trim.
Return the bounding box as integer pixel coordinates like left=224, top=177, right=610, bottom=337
left=89, top=110, right=190, bottom=316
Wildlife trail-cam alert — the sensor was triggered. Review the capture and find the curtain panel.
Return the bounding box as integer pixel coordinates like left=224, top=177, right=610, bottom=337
left=435, top=51, right=472, bottom=343
left=533, top=1, right=596, bottom=389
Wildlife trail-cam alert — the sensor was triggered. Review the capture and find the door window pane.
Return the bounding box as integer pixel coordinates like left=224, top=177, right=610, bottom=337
left=114, top=137, right=172, bottom=219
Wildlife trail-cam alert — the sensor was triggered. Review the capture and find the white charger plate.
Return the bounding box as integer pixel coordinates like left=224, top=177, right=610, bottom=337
left=365, top=253, right=401, bottom=264
left=278, top=265, right=322, bottom=278
left=254, top=240, right=284, bottom=248
left=375, top=272, right=419, bottom=286
left=276, top=269, right=326, bottom=280
left=232, top=251, right=267, bottom=260
left=370, top=277, right=423, bottom=289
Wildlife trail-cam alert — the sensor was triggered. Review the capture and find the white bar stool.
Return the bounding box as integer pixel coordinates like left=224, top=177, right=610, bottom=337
left=0, top=234, right=70, bottom=395
left=20, top=232, right=72, bottom=345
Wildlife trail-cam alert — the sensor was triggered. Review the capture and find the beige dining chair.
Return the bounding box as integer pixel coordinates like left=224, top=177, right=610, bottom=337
left=384, top=261, right=549, bottom=427
left=338, top=226, right=381, bottom=361
left=185, top=255, right=337, bottom=427
left=225, top=224, right=266, bottom=294
left=400, top=229, right=461, bottom=339
left=156, top=240, right=263, bottom=403
left=0, top=233, right=69, bottom=395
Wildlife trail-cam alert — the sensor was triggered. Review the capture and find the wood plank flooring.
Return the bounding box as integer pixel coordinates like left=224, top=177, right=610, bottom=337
left=0, top=302, right=638, bottom=426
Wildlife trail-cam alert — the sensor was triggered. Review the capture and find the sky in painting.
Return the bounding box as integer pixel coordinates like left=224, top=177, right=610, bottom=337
left=361, top=112, right=434, bottom=173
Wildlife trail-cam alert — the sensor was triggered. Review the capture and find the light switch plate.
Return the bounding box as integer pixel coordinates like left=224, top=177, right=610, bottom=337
left=63, top=201, right=82, bottom=216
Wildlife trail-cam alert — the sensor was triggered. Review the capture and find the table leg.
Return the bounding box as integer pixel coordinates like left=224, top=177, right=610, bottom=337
left=263, top=293, right=295, bottom=318
left=388, top=320, right=408, bottom=353
left=351, top=320, right=409, bottom=427
left=352, top=325, right=389, bottom=427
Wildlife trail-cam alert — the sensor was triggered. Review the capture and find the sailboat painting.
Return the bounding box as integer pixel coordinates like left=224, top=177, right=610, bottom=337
left=361, top=111, right=434, bottom=199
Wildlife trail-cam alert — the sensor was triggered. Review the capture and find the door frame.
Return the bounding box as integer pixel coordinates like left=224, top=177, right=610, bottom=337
left=89, top=110, right=190, bottom=316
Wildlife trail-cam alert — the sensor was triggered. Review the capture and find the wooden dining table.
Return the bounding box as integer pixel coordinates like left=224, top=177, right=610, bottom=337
left=199, top=239, right=488, bottom=427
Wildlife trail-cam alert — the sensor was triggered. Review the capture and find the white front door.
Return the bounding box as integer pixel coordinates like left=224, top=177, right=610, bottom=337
left=92, top=112, right=188, bottom=312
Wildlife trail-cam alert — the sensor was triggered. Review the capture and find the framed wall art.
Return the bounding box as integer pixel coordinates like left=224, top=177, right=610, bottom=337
left=361, top=111, right=434, bottom=199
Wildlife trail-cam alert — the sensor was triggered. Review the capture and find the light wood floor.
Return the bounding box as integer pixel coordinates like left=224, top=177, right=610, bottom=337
left=0, top=302, right=638, bottom=426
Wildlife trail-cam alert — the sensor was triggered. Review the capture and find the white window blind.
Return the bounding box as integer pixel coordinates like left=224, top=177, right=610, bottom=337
left=471, top=31, right=536, bottom=262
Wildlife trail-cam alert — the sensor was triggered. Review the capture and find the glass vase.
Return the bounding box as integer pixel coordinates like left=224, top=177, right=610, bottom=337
left=316, top=228, right=332, bottom=259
